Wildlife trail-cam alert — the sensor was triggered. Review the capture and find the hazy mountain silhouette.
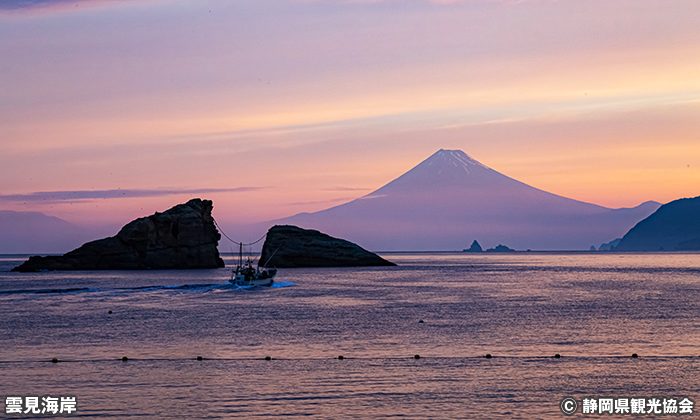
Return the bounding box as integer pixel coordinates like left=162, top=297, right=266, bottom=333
left=267, top=149, right=660, bottom=251
left=0, top=211, right=99, bottom=254
left=598, top=238, right=622, bottom=251
left=615, top=196, right=700, bottom=251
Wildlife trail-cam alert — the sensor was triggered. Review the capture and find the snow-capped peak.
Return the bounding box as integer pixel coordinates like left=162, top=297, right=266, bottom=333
left=427, top=149, right=489, bottom=174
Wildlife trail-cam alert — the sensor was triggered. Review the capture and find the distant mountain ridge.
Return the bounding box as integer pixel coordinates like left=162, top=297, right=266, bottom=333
left=0, top=210, right=94, bottom=254
left=12, top=199, right=224, bottom=271
left=2, top=149, right=664, bottom=254
left=615, top=196, right=700, bottom=251
left=266, top=149, right=660, bottom=251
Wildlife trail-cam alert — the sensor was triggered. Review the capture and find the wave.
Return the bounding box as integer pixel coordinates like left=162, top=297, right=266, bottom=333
left=271, top=281, right=294, bottom=288
left=0, top=281, right=293, bottom=297
left=0, top=287, right=95, bottom=295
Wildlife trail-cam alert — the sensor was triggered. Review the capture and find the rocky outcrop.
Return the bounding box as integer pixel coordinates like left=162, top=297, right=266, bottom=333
left=463, top=240, right=483, bottom=252
left=598, top=238, right=621, bottom=251
left=615, top=196, right=700, bottom=251
left=259, top=225, right=396, bottom=268
left=486, top=244, right=515, bottom=253
left=12, top=199, right=224, bottom=272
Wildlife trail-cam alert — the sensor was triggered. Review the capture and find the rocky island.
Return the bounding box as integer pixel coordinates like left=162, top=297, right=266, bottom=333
left=259, top=225, right=396, bottom=268
left=463, top=240, right=483, bottom=252
left=486, top=244, right=515, bottom=253
left=12, top=198, right=224, bottom=272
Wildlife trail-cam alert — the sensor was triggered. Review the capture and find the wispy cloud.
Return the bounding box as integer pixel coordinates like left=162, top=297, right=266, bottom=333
left=1, top=0, right=526, bottom=13
left=323, top=186, right=372, bottom=191
left=1, top=0, right=99, bottom=11
left=0, top=0, right=162, bottom=13
left=295, top=0, right=529, bottom=3
left=288, top=197, right=355, bottom=206
left=0, top=188, right=267, bottom=203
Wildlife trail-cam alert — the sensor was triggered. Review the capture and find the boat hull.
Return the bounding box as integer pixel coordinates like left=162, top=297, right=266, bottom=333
left=230, top=272, right=276, bottom=287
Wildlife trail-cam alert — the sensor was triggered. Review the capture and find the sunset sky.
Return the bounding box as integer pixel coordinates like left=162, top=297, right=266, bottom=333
left=1, top=0, right=699, bottom=233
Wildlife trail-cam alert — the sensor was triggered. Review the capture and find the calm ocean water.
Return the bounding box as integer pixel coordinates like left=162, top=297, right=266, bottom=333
left=1, top=252, right=700, bottom=419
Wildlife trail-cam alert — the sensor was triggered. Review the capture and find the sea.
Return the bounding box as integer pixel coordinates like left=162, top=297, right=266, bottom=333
left=1, top=252, right=700, bottom=419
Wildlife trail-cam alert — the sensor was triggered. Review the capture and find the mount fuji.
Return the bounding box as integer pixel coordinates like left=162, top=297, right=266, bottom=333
left=267, top=149, right=660, bottom=251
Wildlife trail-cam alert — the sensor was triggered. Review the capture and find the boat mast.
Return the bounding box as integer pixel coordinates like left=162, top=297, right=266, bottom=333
left=239, top=242, right=243, bottom=268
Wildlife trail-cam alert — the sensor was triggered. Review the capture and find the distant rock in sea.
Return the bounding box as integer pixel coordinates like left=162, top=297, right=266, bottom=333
left=463, top=240, right=483, bottom=252
left=259, top=225, right=396, bottom=268
left=615, top=196, right=700, bottom=251
left=486, top=244, right=515, bottom=253
left=12, top=199, right=224, bottom=272
left=598, top=238, right=621, bottom=251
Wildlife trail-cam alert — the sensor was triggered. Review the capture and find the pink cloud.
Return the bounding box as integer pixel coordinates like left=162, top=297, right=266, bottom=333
left=0, top=0, right=166, bottom=14
left=0, top=188, right=268, bottom=203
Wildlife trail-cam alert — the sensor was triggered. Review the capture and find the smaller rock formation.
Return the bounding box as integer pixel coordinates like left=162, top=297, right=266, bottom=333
left=463, top=240, right=483, bottom=252
left=615, top=196, right=700, bottom=251
left=12, top=198, right=224, bottom=272
left=598, top=238, right=621, bottom=251
left=486, top=244, right=515, bottom=253
left=259, top=225, right=396, bottom=268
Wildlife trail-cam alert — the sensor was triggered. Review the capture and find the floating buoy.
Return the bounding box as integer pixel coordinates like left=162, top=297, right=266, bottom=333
left=485, top=354, right=492, bottom=359
left=197, top=356, right=203, bottom=361
left=418, top=319, right=424, bottom=323
left=632, top=353, right=638, bottom=358
left=51, top=358, right=58, bottom=363
left=264, top=356, right=271, bottom=361
left=414, top=354, right=420, bottom=359
left=108, top=310, right=112, bottom=314
left=122, top=356, right=128, bottom=362
left=554, top=354, right=561, bottom=359
left=338, top=355, right=344, bottom=360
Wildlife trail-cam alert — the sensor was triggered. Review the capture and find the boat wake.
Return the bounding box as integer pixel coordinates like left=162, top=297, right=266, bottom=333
left=0, top=281, right=294, bottom=298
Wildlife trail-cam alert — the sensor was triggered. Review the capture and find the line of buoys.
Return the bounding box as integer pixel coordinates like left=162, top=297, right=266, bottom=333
left=39, top=353, right=656, bottom=365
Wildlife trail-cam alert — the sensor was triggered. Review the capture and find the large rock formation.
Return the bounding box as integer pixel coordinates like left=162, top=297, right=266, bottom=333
left=259, top=225, right=396, bottom=268
left=12, top=199, right=224, bottom=272
left=615, top=196, right=700, bottom=251
left=486, top=244, right=515, bottom=253
left=463, top=240, right=483, bottom=252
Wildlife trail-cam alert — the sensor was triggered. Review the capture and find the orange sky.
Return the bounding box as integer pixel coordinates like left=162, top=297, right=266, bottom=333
left=1, top=0, right=699, bottom=230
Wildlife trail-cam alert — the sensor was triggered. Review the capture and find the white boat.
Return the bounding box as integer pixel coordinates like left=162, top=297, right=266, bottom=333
left=230, top=243, right=276, bottom=287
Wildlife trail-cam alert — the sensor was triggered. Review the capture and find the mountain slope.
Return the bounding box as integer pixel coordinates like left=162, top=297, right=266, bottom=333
left=615, top=196, right=700, bottom=251
left=0, top=210, right=97, bottom=254
left=271, top=149, right=660, bottom=251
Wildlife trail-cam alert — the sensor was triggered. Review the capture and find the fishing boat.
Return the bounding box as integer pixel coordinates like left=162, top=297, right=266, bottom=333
left=230, top=243, right=276, bottom=287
